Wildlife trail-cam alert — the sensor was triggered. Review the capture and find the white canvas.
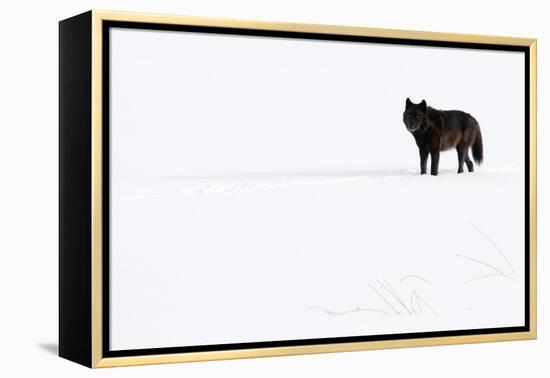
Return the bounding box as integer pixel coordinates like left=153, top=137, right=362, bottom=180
left=109, top=27, right=525, bottom=350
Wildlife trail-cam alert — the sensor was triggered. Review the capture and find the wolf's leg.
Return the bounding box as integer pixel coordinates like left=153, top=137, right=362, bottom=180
left=430, top=149, right=440, bottom=176
left=456, top=144, right=468, bottom=174
left=465, top=155, right=474, bottom=172
left=419, top=148, right=429, bottom=175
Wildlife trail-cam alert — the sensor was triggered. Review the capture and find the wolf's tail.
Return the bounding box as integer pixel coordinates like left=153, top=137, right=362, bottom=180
left=472, top=127, right=483, bottom=165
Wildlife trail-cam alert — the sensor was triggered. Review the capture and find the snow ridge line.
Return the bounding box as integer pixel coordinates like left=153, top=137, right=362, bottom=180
left=122, top=167, right=521, bottom=200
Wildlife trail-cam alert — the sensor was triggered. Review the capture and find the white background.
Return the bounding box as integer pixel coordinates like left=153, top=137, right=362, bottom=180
left=0, top=0, right=548, bottom=376
left=110, top=28, right=525, bottom=178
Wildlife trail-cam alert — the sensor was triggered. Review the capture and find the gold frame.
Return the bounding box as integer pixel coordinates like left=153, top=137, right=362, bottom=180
left=89, top=9, right=537, bottom=368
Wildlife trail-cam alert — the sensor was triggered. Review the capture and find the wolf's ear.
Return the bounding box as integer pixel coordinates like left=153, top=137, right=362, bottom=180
left=420, top=100, right=427, bottom=111
left=406, top=97, right=412, bottom=109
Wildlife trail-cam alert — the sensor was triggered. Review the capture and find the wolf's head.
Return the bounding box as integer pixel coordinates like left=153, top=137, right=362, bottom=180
left=403, top=98, right=427, bottom=133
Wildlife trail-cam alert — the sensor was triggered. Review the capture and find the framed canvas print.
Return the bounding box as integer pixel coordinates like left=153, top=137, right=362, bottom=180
left=59, top=10, right=537, bottom=368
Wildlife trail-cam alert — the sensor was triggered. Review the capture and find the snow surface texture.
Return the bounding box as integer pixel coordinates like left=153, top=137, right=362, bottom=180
left=109, top=28, right=526, bottom=350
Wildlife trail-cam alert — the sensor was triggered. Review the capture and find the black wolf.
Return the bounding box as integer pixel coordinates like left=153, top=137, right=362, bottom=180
left=403, top=98, right=483, bottom=175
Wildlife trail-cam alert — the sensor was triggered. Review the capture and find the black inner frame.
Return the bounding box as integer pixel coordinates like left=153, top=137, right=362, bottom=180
left=102, top=20, right=531, bottom=358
